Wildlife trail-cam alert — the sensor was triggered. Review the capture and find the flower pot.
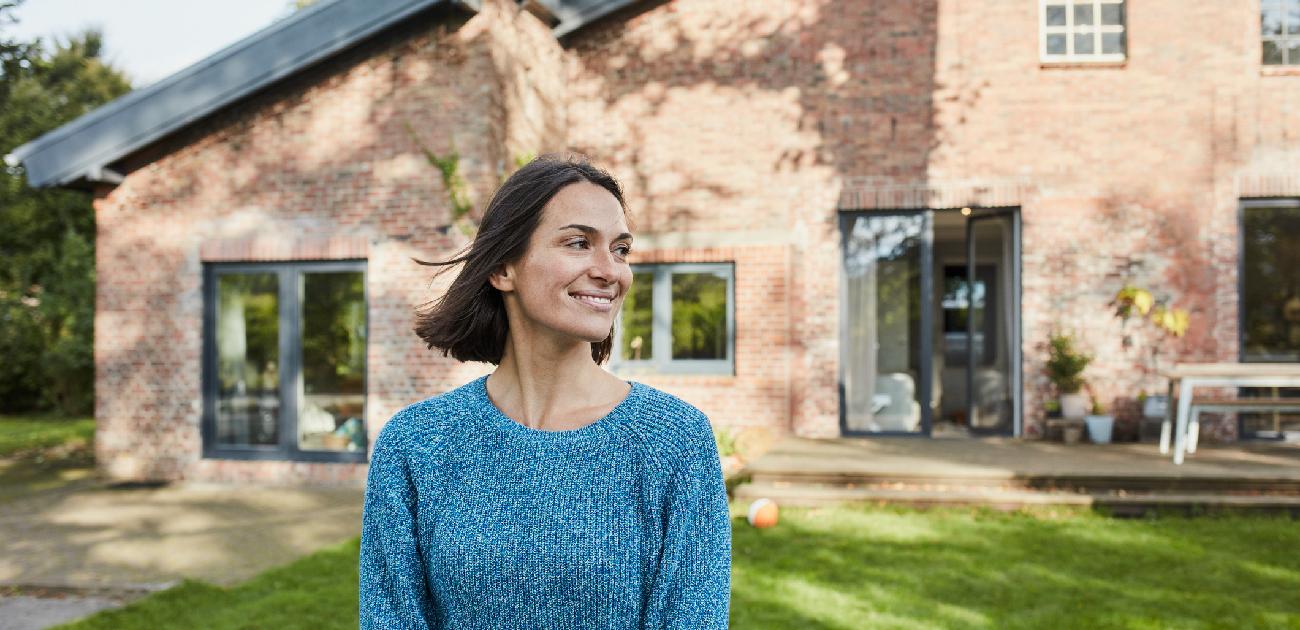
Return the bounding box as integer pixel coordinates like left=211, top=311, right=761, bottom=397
left=1060, top=393, right=1088, bottom=420
left=1062, top=424, right=1084, bottom=444
left=1085, top=414, right=1114, bottom=444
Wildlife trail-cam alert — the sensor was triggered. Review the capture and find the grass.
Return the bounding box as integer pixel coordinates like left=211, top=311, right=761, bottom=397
left=0, top=413, right=95, bottom=457
left=0, top=413, right=97, bottom=504
left=51, top=502, right=1300, bottom=629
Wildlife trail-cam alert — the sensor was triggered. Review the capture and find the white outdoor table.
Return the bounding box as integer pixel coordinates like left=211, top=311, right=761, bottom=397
left=1159, top=363, right=1300, bottom=464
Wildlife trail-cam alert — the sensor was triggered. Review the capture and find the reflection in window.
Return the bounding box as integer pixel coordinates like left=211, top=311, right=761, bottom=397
left=942, top=265, right=997, bottom=367
left=299, top=272, right=367, bottom=452
left=216, top=273, right=280, bottom=446
left=615, top=263, right=733, bottom=374
left=1262, top=0, right=1300, bottom=65
left=619, top=271, right=655, bottom=361
left=1242, top=204, right=1300, bottom=361
left=671, top=272, right=728, bottom=360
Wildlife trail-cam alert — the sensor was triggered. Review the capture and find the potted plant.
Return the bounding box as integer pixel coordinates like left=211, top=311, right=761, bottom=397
left=1084, top=384, right=1114, bottom=444
left=1046, top=331, right=1093, bottom=420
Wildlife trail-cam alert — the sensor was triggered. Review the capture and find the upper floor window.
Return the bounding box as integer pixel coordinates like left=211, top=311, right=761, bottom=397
left=612, top=263, right=734, bottom=375
left=1263, top=0, right=1300, bottom=65
left=1040, top=0, right=1126, bottom=63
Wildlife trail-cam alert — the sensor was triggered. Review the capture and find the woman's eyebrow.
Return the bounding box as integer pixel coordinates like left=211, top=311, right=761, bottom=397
left=558, top=224, right=633, bottom=242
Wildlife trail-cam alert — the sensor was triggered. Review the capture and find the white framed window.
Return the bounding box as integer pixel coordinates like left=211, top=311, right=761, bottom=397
left=1040, top=0, right=1126, bottom=63
left=1262, top=0, right=1300, bottom=65
left=612, top=263, right=735, bottom=375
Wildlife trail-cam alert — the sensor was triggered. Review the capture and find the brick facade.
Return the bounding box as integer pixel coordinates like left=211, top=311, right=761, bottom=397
left=90, top=0, right=1300, bottom=483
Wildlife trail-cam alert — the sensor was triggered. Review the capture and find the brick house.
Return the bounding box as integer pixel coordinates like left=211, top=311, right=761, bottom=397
left=7, top=0, right=1299, bottom=484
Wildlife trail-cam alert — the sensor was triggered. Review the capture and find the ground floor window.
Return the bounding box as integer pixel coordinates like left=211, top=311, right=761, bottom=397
left=202, top=260, right=368, bottom=462
left=612, top=263, right=734, bottom=375
left=1239, top=200, right=1300, bottom=438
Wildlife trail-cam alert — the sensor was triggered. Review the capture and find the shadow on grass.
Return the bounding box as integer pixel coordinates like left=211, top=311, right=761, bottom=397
left=52, top=502, right=1300, bottom=629
left=730, top=503, right=1300, bottom=629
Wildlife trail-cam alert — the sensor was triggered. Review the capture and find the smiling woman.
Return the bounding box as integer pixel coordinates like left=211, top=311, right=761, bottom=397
left=359, top=154, right=732, bottom=629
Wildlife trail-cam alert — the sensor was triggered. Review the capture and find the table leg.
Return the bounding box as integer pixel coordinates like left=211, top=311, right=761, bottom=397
left=1172, top=379, right=1194, bottom=465
left=1159, top=379, right=1175, bottom=455
left=1187, top=406, right=1200, bottom=454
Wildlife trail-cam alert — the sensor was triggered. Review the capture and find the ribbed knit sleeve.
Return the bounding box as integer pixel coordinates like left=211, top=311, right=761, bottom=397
left=639, top=421, right=732, bottom=629
left=359, top=417, right=437, bottom=629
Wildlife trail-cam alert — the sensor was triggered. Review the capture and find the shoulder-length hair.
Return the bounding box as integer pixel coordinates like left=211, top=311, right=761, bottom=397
left=412, top=153, right=629, bottom=366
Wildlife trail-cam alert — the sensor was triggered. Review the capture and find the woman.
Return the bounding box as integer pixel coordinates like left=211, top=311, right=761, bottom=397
left=359, top=154, right=732, bottom=629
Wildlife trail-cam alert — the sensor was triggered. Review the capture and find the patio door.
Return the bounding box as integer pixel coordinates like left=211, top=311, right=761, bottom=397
left=964, top=211, right=1020, bottom=435
left=840, top=209, right=1021, bottom=437
left=839, top=212, right=933, bottom=435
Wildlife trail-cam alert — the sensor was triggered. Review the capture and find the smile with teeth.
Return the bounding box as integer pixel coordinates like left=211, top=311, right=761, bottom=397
left=571, top=293, right=614, bottom=308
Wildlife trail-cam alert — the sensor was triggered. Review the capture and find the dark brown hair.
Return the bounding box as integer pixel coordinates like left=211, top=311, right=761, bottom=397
left=412, top=153, right=629, bottom=365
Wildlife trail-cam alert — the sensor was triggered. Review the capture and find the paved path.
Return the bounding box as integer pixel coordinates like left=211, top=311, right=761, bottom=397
left=0, top=470, right=364, bottom=628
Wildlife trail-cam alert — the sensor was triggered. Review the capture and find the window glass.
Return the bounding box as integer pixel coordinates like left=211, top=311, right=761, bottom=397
left=299, top=271, right=367, bottom=452
left=1073, top=4, right=1094, bottom=27
left=215, top=273, right=280, bottom=447
left=1241, top=205, right=1300, bottom=362
left=1263, top=2, right=1283, bottom=36
left=1042, top=0, right=1124, bottom=61
left=620, top=271, right=655, bottom=361
left=1100, top=2, right=1123, bottom=26
left=1045, top=4, right=1066, bottom=26
left=671, top=271, right=728, bottom=360
left=1074, top=33, right=1095, bottom=54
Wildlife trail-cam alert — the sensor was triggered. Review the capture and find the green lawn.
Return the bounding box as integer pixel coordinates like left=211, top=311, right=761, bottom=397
left=55, top=503, right=1300, bottom=629
left=0, top=413, right=94, bottom=456
left=0, top=413, right=97, bottom=504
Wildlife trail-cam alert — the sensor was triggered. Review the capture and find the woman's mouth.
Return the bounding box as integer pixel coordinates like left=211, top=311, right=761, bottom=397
left=570, top=293, right=614, bottom=312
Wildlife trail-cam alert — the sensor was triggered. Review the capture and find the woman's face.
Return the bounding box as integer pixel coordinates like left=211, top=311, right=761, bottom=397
left=492, top=180, right=634, bottom=346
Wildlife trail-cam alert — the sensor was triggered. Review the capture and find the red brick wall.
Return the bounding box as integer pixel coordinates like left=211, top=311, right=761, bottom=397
left=92, top=0, right=566, bottom=483
left=94, top=0, right=1300, bottom=483
left=563, top=0, right=1300, bottom=440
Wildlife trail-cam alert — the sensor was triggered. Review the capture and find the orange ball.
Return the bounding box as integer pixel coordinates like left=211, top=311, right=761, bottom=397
left=747, top=498, right=779, bottom=528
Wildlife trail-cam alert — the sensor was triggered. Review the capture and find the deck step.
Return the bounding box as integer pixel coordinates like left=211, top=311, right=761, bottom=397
left=745, top=470, right=1300, bottom=496
left=732, top=480, right=1300, bottom=515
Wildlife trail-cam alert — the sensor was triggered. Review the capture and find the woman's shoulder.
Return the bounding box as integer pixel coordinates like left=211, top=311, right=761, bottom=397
left=373, top=377, right=483, bottom=453
left=622, top=381, right=718, bottom=472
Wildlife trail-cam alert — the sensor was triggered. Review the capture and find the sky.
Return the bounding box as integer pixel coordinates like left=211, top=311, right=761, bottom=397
left=6, top=0, right=302, bottom=88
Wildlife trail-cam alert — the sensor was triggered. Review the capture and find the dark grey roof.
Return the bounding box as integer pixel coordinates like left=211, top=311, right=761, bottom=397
left=6, top=0, right=637, bottom=189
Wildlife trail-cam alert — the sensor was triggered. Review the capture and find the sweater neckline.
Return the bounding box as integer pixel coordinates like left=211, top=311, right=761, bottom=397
left=473, top=374, right=643, bottom=444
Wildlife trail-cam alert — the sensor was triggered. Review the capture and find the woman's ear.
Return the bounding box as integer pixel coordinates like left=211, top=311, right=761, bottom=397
left=488, top=262, right=515, bottom=293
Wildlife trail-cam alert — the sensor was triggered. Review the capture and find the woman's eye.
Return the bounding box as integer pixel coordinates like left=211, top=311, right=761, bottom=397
left=616, top=245, right=632, bottom=256
left=567, top=239, right=588, bottom=249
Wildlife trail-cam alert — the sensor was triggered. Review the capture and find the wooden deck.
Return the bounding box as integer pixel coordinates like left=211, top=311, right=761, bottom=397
left=731, top=436, right=1300, bottom=516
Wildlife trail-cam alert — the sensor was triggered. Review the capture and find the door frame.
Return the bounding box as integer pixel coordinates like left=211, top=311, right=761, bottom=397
left=965, top=208, right=1023, bottom=437
left=837, top=208, right=1023, bottom=438
left=837, top=210, right=935, bottom=437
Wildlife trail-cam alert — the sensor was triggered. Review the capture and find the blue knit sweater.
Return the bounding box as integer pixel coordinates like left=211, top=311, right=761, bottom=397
left=358, top=374, right=732, bottom=629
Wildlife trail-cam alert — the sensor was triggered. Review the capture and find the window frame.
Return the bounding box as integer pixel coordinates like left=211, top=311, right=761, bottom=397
left=611, top=262, right=736, bottom=376
left=1237, top=198, right=1300, bottom=364
left=201, top=259, right=369, bottom=463
left=1039, top=0, right=1127, bottom=64
left=1262, top=0, right=1300, bottom=66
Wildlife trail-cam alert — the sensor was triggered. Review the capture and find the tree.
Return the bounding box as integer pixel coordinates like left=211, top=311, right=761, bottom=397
left=1, top=0, right=133, bottom=414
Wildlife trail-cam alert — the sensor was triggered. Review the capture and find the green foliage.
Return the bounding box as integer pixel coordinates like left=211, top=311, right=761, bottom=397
left=1045, top=331, right=1092, bottom=395
left=713, top=424, right=737, bottom=458
left=402, top=121, right=475, bottom=238
left=0, top=4, right=133, bottom=414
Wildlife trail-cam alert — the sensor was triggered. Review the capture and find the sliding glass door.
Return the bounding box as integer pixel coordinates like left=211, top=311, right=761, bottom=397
left=840, top=208, right=1021, bottom=437
left=839, top=212, right=932, bottom=435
